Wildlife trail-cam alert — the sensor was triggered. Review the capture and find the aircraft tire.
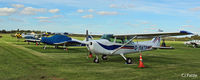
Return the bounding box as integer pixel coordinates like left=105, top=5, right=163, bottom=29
left=192, top=44, right=197, bottom=48
left=93, top=58, right=99, bottom=63
left=126, top=58, right=132, bottom=64
left=102, top=55, right=107, bottom=60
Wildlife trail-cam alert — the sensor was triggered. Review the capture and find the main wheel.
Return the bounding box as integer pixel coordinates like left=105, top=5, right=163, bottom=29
left=193, top=44, right=197, bottom=48
left=93, top=58, right=99, bottom=63
left=102, top=55, right=107, bottom=60
left=126, top=58, right=132, bottom=64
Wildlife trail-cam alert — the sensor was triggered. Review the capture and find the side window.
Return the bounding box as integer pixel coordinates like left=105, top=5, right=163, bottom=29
left=115, top=39, right=123, bottom=43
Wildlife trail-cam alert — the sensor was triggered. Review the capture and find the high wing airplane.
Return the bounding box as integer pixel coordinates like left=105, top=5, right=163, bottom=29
left=83, top=30, right=193, bottom=64
left=184, top=40, right=200, bottom=48
left=40, top=34, right=87, bottom=49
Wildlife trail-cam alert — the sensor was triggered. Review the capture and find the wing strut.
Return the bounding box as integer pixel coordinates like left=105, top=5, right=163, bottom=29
left=111, top=36, right=137, bottom=54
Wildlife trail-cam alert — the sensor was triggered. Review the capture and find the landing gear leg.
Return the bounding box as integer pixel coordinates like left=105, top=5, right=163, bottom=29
left=102, top=55, right=108, bottom=60
left=93, top=55, right=99, bottom=63
left=63, top=43, right=66, bottom=50
left=120, top=54, right=132, bottom=64
left=55, top=45, right=58, bottom=48
left=43, top=44, right=47, bottom=50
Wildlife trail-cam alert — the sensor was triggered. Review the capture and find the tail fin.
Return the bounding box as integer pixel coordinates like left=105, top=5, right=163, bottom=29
left=151, top=37, right=161, bottom=47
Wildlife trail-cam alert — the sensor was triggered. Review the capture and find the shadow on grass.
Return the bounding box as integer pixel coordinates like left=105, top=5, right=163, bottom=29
left=25, top=46, right=88, bottom=53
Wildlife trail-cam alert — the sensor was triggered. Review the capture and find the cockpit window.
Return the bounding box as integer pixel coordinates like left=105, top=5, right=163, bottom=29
left=101, top=34, right=114, bottom=41
left=101, top=34, right=129, bottom=44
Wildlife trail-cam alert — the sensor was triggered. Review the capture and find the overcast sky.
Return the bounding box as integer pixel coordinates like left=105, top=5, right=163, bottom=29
left=0, top=0, right=200, bottom=35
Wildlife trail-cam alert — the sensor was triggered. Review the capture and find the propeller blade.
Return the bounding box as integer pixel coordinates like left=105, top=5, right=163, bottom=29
left=85, top=30, right=90, bottom=59
left=86, top=30, right=89, bottom=41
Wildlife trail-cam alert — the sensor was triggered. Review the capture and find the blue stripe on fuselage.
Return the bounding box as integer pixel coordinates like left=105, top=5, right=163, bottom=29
left=97, top=42, right=135, bottom=50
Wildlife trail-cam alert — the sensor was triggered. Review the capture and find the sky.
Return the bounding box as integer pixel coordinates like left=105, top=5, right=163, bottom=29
left=0, top=0, right=200, bottom=35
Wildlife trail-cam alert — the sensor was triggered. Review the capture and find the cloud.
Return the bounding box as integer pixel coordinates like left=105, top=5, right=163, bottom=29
left=190, top=7, right=200, bottom=11
left=150, top=25, right=157, bottom=27
left=0, top=7, right=17, bottom=16
left=125, top=22, right=139, bottom=27
left=36, top=17, right=50, bottom=19
left=150, top=28, right=157, bottom=30
left=109, top=4, right=117, bottom=8
left=52, top=15, right=63, bottom=18
left=39, top=20, right=52, bottom=23
left=181, top=25, right=193, bottom=27
left=77, top=9, right=84, bottom=13
left=49, top=9, right=59, bottom=13
left=141, top=21, right=150, bottom=24
left=8, top=17, right=24, bottom=22
left=109, top=4, right=134, bottom=9
left=35, top=15, right=63, bottom=20
left=82, top=14, right=93, bottom=18
left=97, top=11, right=118, bottom=15
left=88, top=9, right=94, bottom=12
left=21, top=7, right=46, bottom=15
left=12, top=4, right=24, bottom=8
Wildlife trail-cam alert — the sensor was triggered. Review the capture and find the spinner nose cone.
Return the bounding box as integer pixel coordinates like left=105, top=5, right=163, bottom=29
left=88, top=41, right=96, bottom=52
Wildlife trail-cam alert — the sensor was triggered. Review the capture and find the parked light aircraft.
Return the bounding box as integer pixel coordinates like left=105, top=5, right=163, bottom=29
left=83, top=30, right=193, bottom=64
left=40, top=34, right=87, bottom=49
left=22, top=33, right=42, bottom=44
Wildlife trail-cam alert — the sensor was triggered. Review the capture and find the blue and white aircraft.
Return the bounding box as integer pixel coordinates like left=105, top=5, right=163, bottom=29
left=84, top=30, right=193, bottom=64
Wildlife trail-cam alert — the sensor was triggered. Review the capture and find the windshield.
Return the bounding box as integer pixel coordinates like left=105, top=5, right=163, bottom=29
left=101, top=34, right=131, bottom=44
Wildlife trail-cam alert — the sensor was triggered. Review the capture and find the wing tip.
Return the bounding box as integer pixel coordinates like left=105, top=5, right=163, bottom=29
left=180, top=30, right=193, bottom=35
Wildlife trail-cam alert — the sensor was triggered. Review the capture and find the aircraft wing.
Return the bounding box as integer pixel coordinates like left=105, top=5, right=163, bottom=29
left=68, top=33, right=101, bottom=37
left=54, top=39, right=85, bottom=46
left=113, top=31, right=193, bottom=39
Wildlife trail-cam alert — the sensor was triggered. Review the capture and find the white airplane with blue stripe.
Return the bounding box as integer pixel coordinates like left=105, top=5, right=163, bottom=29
left=84, top=30, right=193, bottom=64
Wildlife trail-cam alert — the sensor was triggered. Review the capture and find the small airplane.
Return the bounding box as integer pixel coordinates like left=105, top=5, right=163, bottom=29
left=184, top=40, right=200, bottom=48
left=21, top=33, right=42, bottom=44
left=83, top=30, right=193, bottom=64
left=40, top=34, right=87, bottom=49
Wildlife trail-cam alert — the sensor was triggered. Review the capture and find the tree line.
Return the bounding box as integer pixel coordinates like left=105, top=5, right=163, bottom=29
left=0, top=29, right=46, bottom=34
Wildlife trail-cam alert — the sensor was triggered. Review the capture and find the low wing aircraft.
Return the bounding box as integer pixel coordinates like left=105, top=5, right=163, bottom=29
left=83, top=30, right=193, bottom=64
left=184, top=40, right=200, bottom=48
left=40, top=34, right=88, bottom=49
left=22, top=33, right=42, bottom=44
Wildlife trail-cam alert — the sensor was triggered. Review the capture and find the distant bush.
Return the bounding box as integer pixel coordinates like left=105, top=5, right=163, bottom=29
left=0, top=29, right=45, bottom=34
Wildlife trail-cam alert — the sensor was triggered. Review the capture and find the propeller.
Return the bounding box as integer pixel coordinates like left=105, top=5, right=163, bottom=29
left=85, top=30, right=90, bottom=59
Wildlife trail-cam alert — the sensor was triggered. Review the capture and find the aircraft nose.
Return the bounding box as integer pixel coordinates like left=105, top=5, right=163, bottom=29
left=88, top=41, right=94, bottom=52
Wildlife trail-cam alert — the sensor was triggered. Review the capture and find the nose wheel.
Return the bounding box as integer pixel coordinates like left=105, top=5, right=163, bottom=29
left=93, top=57, right=99, bottom=63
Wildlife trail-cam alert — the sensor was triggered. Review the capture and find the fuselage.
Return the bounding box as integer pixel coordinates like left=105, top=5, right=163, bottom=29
left=88, top=39, right=152, bottom=55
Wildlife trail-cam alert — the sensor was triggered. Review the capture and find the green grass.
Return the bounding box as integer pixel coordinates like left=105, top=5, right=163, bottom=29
left=0, top=34, right=200, bottom=80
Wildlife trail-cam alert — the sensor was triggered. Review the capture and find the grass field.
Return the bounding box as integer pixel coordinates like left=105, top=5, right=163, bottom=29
left=0, top=34, right=200, bottom=80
